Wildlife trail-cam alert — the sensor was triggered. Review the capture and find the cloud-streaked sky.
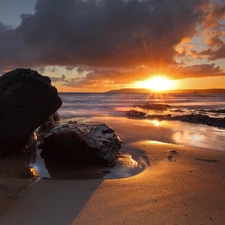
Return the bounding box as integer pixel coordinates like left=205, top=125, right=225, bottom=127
left=0, top=0, right=225, bottom=92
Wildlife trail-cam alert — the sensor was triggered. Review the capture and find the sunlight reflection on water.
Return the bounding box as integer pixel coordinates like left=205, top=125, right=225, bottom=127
left=88, top=117, right=225, bottom=151
left=171, top=122, right=225, bottom=150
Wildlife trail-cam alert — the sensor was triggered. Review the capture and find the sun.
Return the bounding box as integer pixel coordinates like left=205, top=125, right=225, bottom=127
left=141, top=76, right=174, bottom=91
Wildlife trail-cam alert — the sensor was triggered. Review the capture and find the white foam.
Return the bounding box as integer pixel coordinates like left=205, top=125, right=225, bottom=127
left=104, top=153, right=148, bottom=179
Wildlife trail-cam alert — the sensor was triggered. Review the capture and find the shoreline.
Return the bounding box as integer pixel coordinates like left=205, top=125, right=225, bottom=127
left=1, top=141, right=225, bottom=224
left=28, top=116, right=225, bottom=180
left=86, top=117, right=225, bottom=151
left=1, top=117, right=225, bottom=224
left=26, top=116, right=225, bottom=180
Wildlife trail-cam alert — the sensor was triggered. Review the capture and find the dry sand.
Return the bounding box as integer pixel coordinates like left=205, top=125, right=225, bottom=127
left=1, top=117, right=225, bottom=225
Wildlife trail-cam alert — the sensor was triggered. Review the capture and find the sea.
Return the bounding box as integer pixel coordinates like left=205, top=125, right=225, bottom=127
left=30, top=92, right=225, bottom=179
left=57, top=92, right=225, bottom=149
left=58, top=92, right=225, bottom=120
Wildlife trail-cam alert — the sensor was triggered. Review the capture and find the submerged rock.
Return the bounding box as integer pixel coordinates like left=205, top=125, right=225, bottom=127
left=41, top=122, right=123, bottom=167
left=125, top=109, right=171, bottom=120
left=126, top=110, right=146, bottom=118
left=0, top=68, right=62, bottom=157
left=137, top=103, right=170, bottom=110
left=147, top=114, right=171, bottom=120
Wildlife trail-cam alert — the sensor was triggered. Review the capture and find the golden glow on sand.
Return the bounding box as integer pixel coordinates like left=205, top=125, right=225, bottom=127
left=149, top=140, right=166, bottom=144
left=137, top=75, right=175, bottom=91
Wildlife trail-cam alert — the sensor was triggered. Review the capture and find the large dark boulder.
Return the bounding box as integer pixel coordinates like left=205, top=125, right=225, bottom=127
left=41, top=122, right=123, bottom=167
left=0, top=68, right=62, bottom=156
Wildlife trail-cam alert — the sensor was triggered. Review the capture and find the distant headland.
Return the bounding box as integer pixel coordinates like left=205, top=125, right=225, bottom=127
left=105, top=88, right=225, bottom=94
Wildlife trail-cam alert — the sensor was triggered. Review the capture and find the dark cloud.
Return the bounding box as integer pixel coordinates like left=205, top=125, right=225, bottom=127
left=173, top=64, right=225, bottom=78
left=0, top=0, right=209, bottom=67
left=0, top=0, right=225, bottom=86
left=190, top=44, right=225, bottom=60
left=200, top=48, right=213, bottom=56
left=206, top=36, right=224, bottom=48
left=209, top=44, right=225, bottom=60
left=203, top=3, right=225, bottom=29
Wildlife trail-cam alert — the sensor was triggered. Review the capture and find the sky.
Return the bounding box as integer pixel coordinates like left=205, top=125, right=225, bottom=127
left=0, top=0, right=225, bottom=92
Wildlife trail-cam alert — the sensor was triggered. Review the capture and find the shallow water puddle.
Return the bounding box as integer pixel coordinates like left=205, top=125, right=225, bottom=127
left=29, top=147, right=148, bottom=180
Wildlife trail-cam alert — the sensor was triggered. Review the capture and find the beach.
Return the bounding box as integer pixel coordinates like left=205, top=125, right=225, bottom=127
left=1, top=117, right=225, bottom=225
left=1, top=0, right=225, bottom=223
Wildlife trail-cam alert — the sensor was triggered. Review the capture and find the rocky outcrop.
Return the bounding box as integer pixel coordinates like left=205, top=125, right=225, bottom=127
left=205, top=109, right=225, bottom=113
left=125, top=110, right=171, bottom=120
left=171, top=114, right=225, bottom=128
left=41, top=122, right=122, bottom=167
left=124, top=109, right=225, bottom=128
left=0, top=68, right=62, bottom=156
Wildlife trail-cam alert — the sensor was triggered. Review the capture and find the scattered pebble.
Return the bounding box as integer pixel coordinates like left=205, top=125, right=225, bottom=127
left=170, top=150, right=177, bottom=154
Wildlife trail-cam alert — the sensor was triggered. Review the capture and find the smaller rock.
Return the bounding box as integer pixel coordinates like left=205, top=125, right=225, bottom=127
left=41, top=122, right=123, bottom=167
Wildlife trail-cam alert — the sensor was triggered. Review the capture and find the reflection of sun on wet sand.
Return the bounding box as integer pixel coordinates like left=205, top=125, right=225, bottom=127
left=1, top=117, right=225, bottom=225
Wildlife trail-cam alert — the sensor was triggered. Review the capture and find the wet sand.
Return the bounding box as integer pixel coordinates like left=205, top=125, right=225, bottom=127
left=1, top=117, right=225, bottom=225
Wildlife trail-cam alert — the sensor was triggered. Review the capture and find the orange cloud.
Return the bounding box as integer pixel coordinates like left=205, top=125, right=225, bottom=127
left=203, top=3, right=225, bottom=29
